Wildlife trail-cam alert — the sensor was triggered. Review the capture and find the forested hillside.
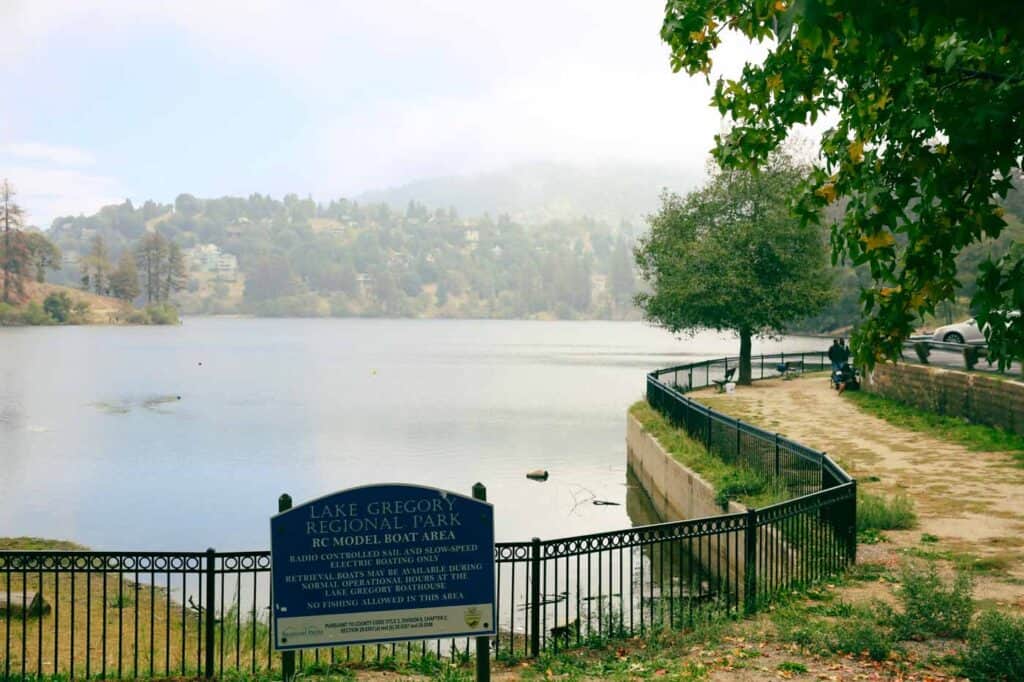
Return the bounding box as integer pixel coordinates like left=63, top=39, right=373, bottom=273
left=39, top=171, right=1024, bottom=329
left=45, top=194, right=641, bottom=320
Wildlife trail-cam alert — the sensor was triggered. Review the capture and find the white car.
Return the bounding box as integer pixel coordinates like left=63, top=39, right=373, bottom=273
left=931, top=311, right=1020, bottom=345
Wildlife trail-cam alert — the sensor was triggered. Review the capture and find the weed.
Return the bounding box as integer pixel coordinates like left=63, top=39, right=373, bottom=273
left=920, top=533, right=939, bottom=544
left=857, top=528, right=887, bottom=544
left=777, top=661, right=808, bottom=673
left=858, top=490, right=917, bottom=531
left=961, top=610, right=1024, bottom=681
left=895, top=560, right=973, bottom=640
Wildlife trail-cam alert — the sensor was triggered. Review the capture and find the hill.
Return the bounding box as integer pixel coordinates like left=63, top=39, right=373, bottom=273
left=357, top=161, right=699, bottom=227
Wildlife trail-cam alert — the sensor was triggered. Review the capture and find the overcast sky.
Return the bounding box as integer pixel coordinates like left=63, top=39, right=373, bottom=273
left=1, top=1, right=768, bottom=227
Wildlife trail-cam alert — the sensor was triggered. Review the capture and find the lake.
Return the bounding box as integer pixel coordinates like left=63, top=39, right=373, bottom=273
left=0, top=318, right=827, bottom=550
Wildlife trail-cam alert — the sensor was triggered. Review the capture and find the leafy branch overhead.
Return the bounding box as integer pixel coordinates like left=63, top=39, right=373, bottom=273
left=662, top=0, right=1024, bottom=368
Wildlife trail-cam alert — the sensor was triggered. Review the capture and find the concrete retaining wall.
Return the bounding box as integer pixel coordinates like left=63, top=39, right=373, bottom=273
left=626, top=412, right=747, bottom=586
left=863, top=363, right=1024, bottom=435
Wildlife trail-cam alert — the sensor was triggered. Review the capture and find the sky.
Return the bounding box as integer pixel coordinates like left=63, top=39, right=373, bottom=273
left=1, top=1, right=768, bottom=228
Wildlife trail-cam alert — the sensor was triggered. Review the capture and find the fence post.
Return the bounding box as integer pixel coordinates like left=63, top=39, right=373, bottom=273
left=204, top=548, right=216, bottom=679
left=279, top=494, right=295, bottom=682
left=706, top=409, right=712, bottom=450
left=735, top=419, right=741, bottom=461
left=529, top=537, right=541, bottom=658
left=774, top=434, right=781, bottom=480
left=743, top=509, right=757, bottom=615
left=847, top=480, right=858, bottom=565
left=472, top=483, right=491, bottom=682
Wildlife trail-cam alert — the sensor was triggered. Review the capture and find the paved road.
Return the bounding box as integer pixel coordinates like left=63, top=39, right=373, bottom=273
left=899, top=347, right=1022, bottom=376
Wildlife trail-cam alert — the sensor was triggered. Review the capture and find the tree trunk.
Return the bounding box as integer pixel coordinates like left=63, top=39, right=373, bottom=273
left=738, top=328, right=753, bottom=385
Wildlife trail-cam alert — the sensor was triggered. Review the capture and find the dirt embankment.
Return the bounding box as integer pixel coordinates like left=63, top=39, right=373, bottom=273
left=19, top=280, right=133, bottom=324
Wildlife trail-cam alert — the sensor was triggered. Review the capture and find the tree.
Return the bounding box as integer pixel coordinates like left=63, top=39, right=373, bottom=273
left=81, top=235, right=112, bottom=295
left=135, top=233, right=168, bottom=303
left=1, top=179, right=28, bottom=304
left=161, top=242, right=188, bottom=302
left=109, top=250, right=141, bottom=302
left=661, top=1, right=1024, bottom=367
left=634, top=155, right=833, bottom=384
left=24, top=232, right=61, bottom=283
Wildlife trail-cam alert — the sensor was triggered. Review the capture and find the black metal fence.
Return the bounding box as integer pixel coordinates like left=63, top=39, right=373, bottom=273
left=1, top=351, right=856, bottom=679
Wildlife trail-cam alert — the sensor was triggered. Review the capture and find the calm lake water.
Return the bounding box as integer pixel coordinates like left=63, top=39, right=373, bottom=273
left=0, top=318, right=826, bottom=550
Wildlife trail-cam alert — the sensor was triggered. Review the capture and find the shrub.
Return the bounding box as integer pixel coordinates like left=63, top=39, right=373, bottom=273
left=145, top=304, right=180, bottom=325
left=20, top=302, right=52, bottom=325
left=895, top=560, right=973, bottom=639
left=828, top=617, right=895, bottom=661
left=43, top=292, right=72, bottom=323
left=858, top=491, right=917, bottom=531
left=125, top=310, right=149, bottom=324
left=961, top=610, right=1024, bottom=681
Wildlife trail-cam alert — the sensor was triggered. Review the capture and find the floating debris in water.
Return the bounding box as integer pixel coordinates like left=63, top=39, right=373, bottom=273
left=526, top=469, right=549, bottom=481
left=592, top=500, right=620, bottom=506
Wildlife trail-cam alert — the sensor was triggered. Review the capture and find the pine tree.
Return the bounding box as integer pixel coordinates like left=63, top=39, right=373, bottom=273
left=109, top=250, right=141, bottom=302
left=1, top=179, right=28, bottom=304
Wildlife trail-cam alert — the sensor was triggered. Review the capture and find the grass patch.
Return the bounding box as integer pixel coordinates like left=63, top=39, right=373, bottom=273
left=844, top=391, right=1024, bottom=466
left=630, top=401, right=788, bottom=507
left=0, top=537, right=87, bottom=550
left=857, top=490, right=917, bottom=532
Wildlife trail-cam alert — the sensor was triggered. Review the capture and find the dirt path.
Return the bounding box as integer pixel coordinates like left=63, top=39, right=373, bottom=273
left=697, top=373, right=1024, bottom=607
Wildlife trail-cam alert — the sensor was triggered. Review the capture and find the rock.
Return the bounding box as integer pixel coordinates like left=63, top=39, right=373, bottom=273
left=526, top=469, right=549, bottom=481
left=0, top=591, right=50, bottom=617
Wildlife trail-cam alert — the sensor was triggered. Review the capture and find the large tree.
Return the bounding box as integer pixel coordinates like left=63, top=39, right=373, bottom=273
left=635, top=154, right=833, bottom=384
left=135, top=232, right=169, bottom=303
left=1, top=179, right=28, bottom=304
left=81, top=235, right=112, bottom=295
left=661, top=1, right=1024, bottom=367
left=24, top=232, right=61, bottom=283
left=109, top=250, right=141, bottom=302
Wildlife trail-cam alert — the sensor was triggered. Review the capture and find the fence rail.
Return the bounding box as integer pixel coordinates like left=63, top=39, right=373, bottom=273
left=1, top=351, right=856, bottom=679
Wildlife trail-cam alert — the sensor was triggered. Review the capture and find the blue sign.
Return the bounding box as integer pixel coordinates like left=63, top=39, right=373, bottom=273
left=270, top=484, right=495, bottom=650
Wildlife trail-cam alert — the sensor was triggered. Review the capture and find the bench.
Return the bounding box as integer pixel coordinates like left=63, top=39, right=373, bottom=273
left=712, top=367, right=737, bottom=393
left=776, top=361, right=803, bottom=380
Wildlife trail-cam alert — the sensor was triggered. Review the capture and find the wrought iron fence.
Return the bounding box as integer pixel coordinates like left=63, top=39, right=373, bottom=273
left=1, top=351, right=856, bottom=679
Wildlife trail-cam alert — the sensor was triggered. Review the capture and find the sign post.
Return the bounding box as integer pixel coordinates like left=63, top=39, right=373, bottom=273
left=471, top=482, right=490, bottom=682
left=271, top=484, right=495, bottom=671
left=277, top=493, right=295, bottom=682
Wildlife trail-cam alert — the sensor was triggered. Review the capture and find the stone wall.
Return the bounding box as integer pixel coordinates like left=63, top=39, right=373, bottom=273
left=863, top=363, right=1024, bottom=435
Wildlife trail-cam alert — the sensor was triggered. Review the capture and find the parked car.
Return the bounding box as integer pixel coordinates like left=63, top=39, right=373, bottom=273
left=931, top=311, right=1020, bottom=345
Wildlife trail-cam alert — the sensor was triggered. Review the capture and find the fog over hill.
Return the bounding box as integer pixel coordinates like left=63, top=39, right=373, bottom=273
left=357, top=161, right=700, bottom=228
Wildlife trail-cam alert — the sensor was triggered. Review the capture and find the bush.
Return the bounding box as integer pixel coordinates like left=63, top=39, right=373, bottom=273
left=20, top=302, right=52, bottom=325
left=895, top=560, right=973, bottom=639
left=827, top=616, right=895, bottom=661
left=961, top=610, right=1024, bottom=681
left=43, top=292, right=72, bottom=323
left=125, top=310, right=149, bottom=324
left=858, top=491, right=917, bottom=531
left=145, top=304, right=180, bottom=325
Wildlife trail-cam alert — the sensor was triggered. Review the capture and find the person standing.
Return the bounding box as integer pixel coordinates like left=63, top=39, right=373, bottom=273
left=827, top=338, right=843, bottom=372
